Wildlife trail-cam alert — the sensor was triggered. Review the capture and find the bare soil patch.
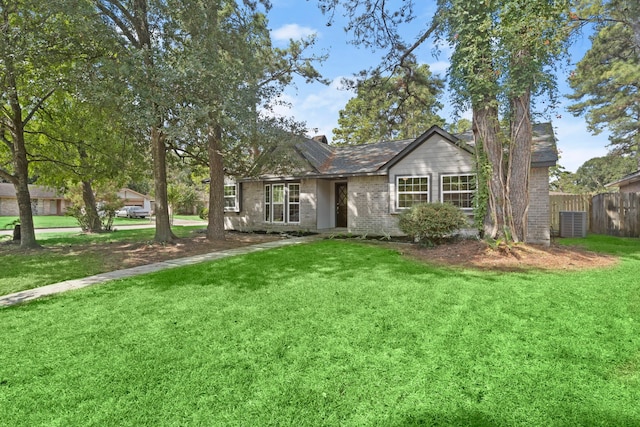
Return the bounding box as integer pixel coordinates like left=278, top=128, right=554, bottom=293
left=1, top=231, right=283, bottom=272
left=2, top=231, right=617, bottom=273
left=390, top=238, right=617, bottom=272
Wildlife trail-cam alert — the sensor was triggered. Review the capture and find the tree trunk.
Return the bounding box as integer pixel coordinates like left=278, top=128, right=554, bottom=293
left=6, top=70, right=39, bottom=249
left=472, top=102, right=507, bottom=240
left=151, top=126, right=176, bottom=243
left=506, top=90, right=532, bottom=242
left=81, top=180, right=102, bottom=233
left=14, top=177, right=39, bottom=249
left=207, top=122, right=225, bottom=240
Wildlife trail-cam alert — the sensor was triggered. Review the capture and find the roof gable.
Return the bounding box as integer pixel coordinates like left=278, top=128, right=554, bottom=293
left=382, top=126, right=472, bottom=171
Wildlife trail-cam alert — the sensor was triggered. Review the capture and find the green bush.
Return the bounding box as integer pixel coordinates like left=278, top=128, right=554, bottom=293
left=199, top=207, right=209, bottom=220
left=398, top=202, right=469, bottom=245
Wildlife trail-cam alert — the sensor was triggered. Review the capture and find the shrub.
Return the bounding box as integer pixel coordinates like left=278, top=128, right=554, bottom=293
left=199, top=207, right=209, bottom=220
left=398, top=202, right=469, bottom=245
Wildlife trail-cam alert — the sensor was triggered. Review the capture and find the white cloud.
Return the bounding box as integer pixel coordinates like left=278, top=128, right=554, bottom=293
left=271, top=24, right=317, bottom=42
left=267, top=77, right=353, bottom=139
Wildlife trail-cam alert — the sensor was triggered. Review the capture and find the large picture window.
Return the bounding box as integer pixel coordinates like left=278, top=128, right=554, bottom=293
left=441, top=174, right=476, bottom=209
left=397, top=176, right=429, bottom=209
left=264, top=183, right=300, bottom=223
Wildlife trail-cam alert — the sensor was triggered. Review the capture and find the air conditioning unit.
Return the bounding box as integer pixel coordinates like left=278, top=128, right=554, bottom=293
left=559, top=211, right=587, bottom=238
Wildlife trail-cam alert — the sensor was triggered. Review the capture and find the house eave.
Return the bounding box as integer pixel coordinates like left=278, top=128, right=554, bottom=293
left=531, top=160, right=557, bottom=168
left=605, top=170, right=640, bottom=188
left=237, top=170, right=389, bottom=182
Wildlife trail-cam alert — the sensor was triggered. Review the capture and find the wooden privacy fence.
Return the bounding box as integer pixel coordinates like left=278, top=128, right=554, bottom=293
left=591, top=193, right=640, bottom=237
left=549, top=194, right=591, bottom=236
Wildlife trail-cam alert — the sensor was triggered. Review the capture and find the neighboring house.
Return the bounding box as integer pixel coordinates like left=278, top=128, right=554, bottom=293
left=117, top=188, right=153, bottom=213
left=0, top=183, right=69, bottom=216
left=605, top=169, right=640, bottom=192
left=0, top=183, right=152, bottom=216
left=223, top=123, right=558, bottom=245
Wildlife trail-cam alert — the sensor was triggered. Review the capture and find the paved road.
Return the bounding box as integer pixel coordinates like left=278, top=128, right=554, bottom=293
left=0, top=219, right=207, bottom=237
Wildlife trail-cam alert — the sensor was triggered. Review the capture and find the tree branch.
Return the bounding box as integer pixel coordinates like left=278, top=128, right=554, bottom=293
left=0, top=168, right=16, bottom=184
left=22, top=88, right=57, bottom=127
left=95, top=0, right=140, bottom=48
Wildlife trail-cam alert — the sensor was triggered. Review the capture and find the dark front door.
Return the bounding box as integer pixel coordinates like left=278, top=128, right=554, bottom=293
left=335, top=183, right=348, bottom=228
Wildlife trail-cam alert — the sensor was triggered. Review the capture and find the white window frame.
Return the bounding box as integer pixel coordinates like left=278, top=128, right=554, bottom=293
left=224, top=183, right=239, bottom=212
left=271, top=184, right=285, bottom=223
left=264, top=182, right=300, bottom=223
left=287, top=183, right=300, bottom=224
left=440, top=174, right=476, bottom=210
left=396, top=176, right=430, bottom=210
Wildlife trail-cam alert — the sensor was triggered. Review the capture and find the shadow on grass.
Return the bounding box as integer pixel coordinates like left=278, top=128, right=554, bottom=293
left=133, top=239, right=507, bottom=293
left=391, top=409, right=640, bottom=426
left=392, top=410, right=499, bottom=426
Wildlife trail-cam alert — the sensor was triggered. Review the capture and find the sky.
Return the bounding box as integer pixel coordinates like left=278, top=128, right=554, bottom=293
left=265, top=0, right=610, bottom=173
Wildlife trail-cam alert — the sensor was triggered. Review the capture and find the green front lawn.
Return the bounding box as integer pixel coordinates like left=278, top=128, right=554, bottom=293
left=0, top=215, right=153, bottom=229
left=0, top=226, right=204, bottom=295
left=0, top=237, right=638, bottom=425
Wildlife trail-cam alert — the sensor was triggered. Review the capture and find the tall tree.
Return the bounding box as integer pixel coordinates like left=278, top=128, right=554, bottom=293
left=95, top=0, right=179, bottom=243
left=30, top=92, right=144, bottom=232
left=568, top=1, right=640, bottom=167
left=0, top=0, right=97, bottom=248
left=317, top=0, right=570, bottom=242
left=167, top=0, right=324, bottom=240
left=333, top=63, right=445, bottom=145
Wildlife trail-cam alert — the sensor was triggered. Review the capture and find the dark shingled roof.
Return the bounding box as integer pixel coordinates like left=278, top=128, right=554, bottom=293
left=0, top=183, right=64, bottom=199
left=292, top=123, right=557, bottom=178
left=606, top=169, right=640, bottom=188
left=295, top=138, right=415, bottom=177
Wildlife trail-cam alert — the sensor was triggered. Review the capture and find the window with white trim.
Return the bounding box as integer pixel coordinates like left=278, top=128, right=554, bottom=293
left=397, top=176, right=429, bottom=209
left=224, top=184, right=239, bottom=212
left=288, top=183, right=300, bottom=223
left=272, top=184, right=285, bottom=222
left=264, top=183, right=300, bottom=223
left=441, top=174, right=476, bottom=209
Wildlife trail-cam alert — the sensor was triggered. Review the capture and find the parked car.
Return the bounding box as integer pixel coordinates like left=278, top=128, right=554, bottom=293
left=115, top=206, right=150, bottom=218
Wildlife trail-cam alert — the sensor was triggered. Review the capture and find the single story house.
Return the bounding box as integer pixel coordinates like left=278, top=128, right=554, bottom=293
left=117, top=188, right=153, bottom=212
left=223, top=123, right=558, bottom=245
left=605, top=169, right=640, bottom=192
left=0, top=183, right=69, bottom=216
left=0, top=183, right=152, bottom=216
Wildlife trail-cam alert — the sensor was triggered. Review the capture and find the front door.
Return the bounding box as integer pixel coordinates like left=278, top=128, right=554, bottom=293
left=335, top=183, right=348, bottom=228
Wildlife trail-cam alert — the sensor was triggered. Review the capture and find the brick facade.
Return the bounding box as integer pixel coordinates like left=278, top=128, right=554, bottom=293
left=526, top=167, right=551, bottom=245
left=225, top=168, right=553, bottom=245
left=224, top=179, right=319, bottom=233
left=222, top=127, right=555, bottom=245
left=347, top=175, right=401, bottom=235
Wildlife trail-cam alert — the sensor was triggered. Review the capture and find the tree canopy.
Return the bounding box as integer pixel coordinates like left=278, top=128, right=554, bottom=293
left=568, top=0, right=640, bottom=167
left=551, top=154, right=637, bottom=193
left=333, top=63, right=445, bottom=145
left=318, top=0, right=571, bottom=243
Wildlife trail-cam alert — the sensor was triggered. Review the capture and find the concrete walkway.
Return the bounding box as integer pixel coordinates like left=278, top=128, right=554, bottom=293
left=0, top=235, right=319, bottom=308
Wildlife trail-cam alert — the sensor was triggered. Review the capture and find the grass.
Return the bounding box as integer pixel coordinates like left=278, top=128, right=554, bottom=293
left=0, top=215, right=157, bottom=229
left=0, top=236, right=639, bottom=425
left=0, top=226, right=204, bottom=295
